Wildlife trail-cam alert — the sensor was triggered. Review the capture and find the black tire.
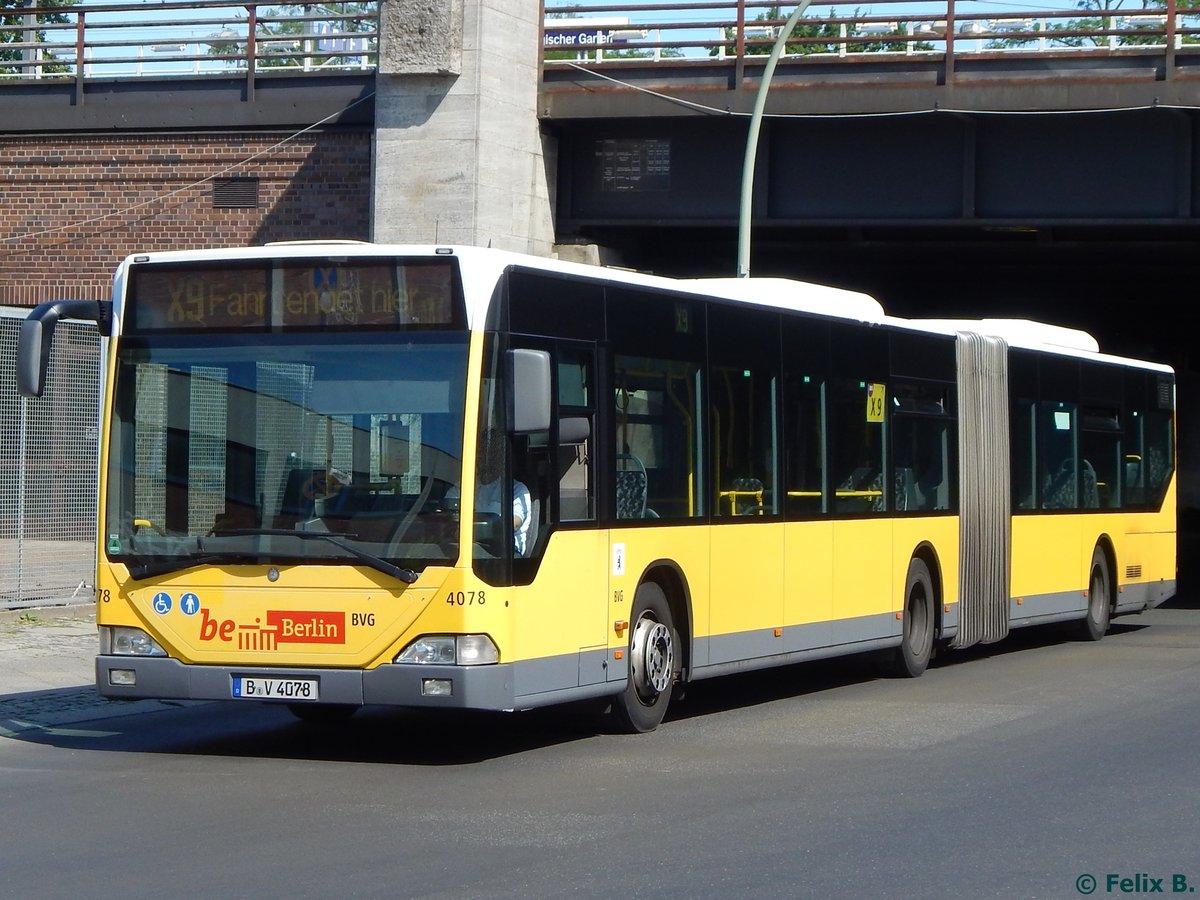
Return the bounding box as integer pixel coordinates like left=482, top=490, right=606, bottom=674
left=1076, top=546, right=1111, bottom=642
left=880, top=557, right=935, bottom=678
left=611, top=581, right=678, bottom=734
left=287, top=703, right=358, bottom=724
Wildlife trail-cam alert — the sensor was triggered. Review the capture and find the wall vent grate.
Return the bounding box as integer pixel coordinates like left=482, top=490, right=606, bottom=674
left=212, top=177, right=260, bottom=208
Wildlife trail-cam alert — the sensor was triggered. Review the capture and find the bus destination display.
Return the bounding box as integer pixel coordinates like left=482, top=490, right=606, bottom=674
left=128, top=259, right=462, bottom=331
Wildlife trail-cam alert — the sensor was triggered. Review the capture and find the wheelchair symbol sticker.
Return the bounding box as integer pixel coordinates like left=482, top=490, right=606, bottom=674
left=180, top=593, right=200, bottom=616
left=152, top=592, right=172, bottom=615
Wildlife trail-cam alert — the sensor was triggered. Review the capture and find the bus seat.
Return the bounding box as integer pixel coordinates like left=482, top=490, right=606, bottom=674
left=1081, top=459, right=1100, bottom=508
left=835, top=466, right=880, bottom=513
left=894, top=467, right=917, bottom=511
left=868, top=472, right=886, bottom=511
left=1042, top=459, right=1076, bottom=509
left=728, top=476, right=764, bottom=515
left=1146, top=446, right=1167, bottom=489
left=616, top=453, right=648, bottom=519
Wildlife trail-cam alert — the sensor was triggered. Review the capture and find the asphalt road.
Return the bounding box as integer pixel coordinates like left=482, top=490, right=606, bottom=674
left=1, top=597, right=1198, bottom=900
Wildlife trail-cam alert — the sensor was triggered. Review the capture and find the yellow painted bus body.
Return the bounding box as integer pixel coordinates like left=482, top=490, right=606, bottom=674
left=95, top=514, right=968, bottom=685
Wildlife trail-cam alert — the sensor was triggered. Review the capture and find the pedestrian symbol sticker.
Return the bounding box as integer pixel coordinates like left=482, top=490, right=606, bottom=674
left=152, top=592, right=172, bottom=615
left=180, top=593, right=200, bottom=616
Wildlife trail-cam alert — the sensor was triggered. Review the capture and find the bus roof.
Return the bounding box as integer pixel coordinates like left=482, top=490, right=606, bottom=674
left=897, top=316, right=1173, bottom=373
left=113, top=243, right=1172, bottom=373
left=676, top=277, right=885, bottom=323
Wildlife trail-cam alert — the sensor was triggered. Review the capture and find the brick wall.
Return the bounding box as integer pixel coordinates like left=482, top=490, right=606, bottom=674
left=0, top=130, right=373, bottom=307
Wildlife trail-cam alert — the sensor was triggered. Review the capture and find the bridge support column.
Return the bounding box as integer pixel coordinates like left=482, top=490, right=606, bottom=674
left=373, top=0, right=554, bottom=255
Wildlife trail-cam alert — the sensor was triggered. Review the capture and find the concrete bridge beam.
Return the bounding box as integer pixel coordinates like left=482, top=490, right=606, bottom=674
left=372, top=0, right=555, bottom=255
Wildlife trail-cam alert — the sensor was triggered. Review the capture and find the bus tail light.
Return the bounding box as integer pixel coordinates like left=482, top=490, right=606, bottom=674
left=395, top=634, right=498, bottom=666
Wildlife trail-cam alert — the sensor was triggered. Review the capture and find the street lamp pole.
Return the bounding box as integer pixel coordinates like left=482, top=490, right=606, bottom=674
left=736, top=0, right=816, bottom=278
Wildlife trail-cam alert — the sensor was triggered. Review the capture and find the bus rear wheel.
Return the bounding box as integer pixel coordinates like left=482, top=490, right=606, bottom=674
left=1075, top=546, right=1111, bottom=642
left=880, top=557, right=935, bottom=678
left=612, top=581, right=677, bottom=734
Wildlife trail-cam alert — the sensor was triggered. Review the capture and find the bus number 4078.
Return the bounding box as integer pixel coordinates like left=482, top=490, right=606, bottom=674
left=445, top=591, right=486, bottom=606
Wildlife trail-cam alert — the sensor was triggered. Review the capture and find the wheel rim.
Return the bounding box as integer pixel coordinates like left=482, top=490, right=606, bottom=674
left=630, top=614, right=674, bottom=700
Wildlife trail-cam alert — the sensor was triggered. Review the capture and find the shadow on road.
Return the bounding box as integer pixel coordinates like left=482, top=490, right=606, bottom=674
left=3, top=597, right=1192, bottom=765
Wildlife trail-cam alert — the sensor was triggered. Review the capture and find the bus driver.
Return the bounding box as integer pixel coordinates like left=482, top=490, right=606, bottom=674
left=446, top=428, right=531, bottom=556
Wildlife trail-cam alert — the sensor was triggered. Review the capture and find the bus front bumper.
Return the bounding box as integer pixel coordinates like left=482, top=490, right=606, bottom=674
left=96, top=656, right=518, bottom=711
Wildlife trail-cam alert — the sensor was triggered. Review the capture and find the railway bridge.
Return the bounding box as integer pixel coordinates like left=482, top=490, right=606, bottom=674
left=2, top=0, right=1197, bottom=498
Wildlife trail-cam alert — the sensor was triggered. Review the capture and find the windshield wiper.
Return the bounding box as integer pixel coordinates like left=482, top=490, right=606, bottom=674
left=127, top=554, right=241, bottom=581
left=210, top=529, right=419, bottom=584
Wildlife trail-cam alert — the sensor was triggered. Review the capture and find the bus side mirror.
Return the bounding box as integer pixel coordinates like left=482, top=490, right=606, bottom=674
left=17, top=299, right=110, bottom=398
left=508, top=348, right=551, bottom=434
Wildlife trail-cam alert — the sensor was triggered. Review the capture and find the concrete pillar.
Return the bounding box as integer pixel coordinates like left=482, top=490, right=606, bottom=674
left=372, top=0, right=555, bottom=256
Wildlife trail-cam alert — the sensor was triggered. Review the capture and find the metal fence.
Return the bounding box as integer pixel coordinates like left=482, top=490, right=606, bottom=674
left=0, top=307, right=99, bottom=610
left=0, top=1, right=379, bottom=83
left=543, top=0, right=1200, bottom=62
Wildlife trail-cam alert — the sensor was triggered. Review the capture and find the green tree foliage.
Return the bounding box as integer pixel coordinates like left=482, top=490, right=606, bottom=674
left=710, top=5, right=928, bottom=58
left=1, top=0, right=74, bottom=77
left=988, top=0, right=1200, bottom=51
left=208, top=3, right=376, bottom=70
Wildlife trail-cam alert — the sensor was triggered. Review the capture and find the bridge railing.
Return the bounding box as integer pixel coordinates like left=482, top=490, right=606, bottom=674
left=543, top=0, right=1200, bottom=72
left=0, top=1, right=378, bottom=83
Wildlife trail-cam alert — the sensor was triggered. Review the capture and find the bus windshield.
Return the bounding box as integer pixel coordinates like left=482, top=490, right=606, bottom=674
left=105, top=331, right=468, bottom=579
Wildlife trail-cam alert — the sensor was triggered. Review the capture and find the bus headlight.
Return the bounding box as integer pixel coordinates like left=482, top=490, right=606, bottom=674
left=395, top=634, right=498, bottom=665
left=102, top=626, right=167, bottom=657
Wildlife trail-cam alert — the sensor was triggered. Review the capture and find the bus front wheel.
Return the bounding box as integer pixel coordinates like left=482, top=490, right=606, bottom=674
left=880, top=557, right=935, bottom=678
left=612, top=581, right=677, bottom=734
left=1076, top=546, right=1111, bottom=642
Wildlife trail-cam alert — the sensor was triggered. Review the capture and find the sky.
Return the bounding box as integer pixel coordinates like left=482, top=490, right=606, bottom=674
left=29, top=2, right=370, bottom=77
left=541, top=0, right=1179, bottom=58
left=25, top=0, right=1183, bottom=76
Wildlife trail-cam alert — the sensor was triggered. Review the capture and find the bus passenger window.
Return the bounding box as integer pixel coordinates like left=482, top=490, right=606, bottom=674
left=614, top=357, right=702, bottom=519
left=1122, top=376, right=1174, bottom=511
left=830, top=379, right=885, bottom=514
left=1038, top=402, right=1078, bottom=509
left=784, top=373, right=824, bottom=516
left=711, top=363, right=777, bottom=517
left=890, top=381, right=953, bottom=513
left=556, top=349, right=595, bottom=523
left=1012, top=398, right=1036, bottom=510
left=708, top=305, right=780, bottom=518
left=1080, top=406, right=1121, bottom=509
left=557, top=417, right=592, bottom=521
left=1142, top=409, right=1174, bottom=507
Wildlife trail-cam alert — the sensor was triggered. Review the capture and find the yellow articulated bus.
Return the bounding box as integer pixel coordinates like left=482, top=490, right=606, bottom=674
left=17, top=243, right=1176, bottom=732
